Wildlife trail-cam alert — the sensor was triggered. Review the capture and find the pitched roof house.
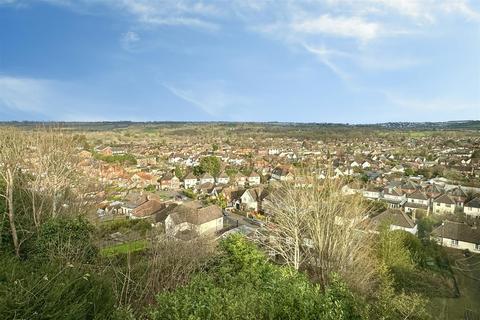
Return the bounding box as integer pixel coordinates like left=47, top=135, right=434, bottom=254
left=130, top=199, right=167, bottom=219
left=431, top=221, right=480, bottom=252
left=164, top=202, right=224, bottom=239
left=465, top=197, right=480, bottom=218
left=240, top=187, right=269, bottom=212
left=371, top=209, right=417, bottom=235
left=433, top=194, right=456, bottom=215
left=184, top=172, right=198, bottom=189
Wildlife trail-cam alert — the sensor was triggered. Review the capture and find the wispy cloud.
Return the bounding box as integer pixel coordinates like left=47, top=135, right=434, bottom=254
left=292, top=15, right=380, bottom=42
left=116, top=0, right=220, bottom=31
left=302, top=44, right=352, bottom=80
left=162, top=82, right=251, bottom=117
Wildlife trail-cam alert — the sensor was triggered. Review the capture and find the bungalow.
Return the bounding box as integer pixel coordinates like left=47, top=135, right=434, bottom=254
left=164, top=202, right=224, bottom=240
left=433, top=194, right=456, bottom=215
left=247, top=171, right=261, bottom=186
left=431, top=221, right=480, bottom=252
left=371, top=209, right=417, bottom=235
left=465, top=197, right=480, bottom=218
left=184, top=172, right=198, bottom=189
left=129, top=198, right=166, bottom=219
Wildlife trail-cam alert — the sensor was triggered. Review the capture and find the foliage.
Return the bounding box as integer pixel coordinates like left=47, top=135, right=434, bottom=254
left=174, top=165, right=185, bottom=179
left=204, top=194, right=227, bottom=209
left=29, top=216, right=98, bottom=263
left=94, top=152, right=137, bottom=165
left=367, top=200, right=388, bottom=215
left=149, top=235, right=363, bottom=320
left=372, top=264, right=429, bottom=320
left=0, top=255, right=116, bottom=320
left=97, top=218, right=152, bottom=238
left=182, top=189, right=197, bottom=199
left=199, top=156, right=221, bottom=177
left=144, top=184, right=156, bottom=192
left=225, top=167, right=238, bottom=177
left=405, top=167, right=415, bottom=176
left=378, top=226, right=415, bottom=271
left=101, top=239, right=148, bottom=257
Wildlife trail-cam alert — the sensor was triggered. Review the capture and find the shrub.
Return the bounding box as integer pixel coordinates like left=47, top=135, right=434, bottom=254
left=149, top=235, right=363, bottom=320
left=0, top=255, right=116, bottom=320
left=29, top=216, right=98, bottom=263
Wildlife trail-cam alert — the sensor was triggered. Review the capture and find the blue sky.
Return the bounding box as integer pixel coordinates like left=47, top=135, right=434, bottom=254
left=0, top=0, right=479, bottom=123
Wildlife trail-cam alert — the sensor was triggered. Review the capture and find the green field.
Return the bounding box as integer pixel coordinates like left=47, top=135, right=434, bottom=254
left=430, top=250, right=480, bottom=319
left=100, top=239, right=148, bottom=257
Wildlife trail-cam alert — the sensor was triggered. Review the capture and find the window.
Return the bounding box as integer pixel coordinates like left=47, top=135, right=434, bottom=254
left=445, top=204, right=451, bottom=208
left=451, top=239, right=459, bottom=246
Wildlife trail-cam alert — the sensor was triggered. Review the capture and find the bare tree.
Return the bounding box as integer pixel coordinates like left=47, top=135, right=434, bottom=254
left=24, top=127, right=81, bottom=225
left=260, top=182, right=311, bottom=271
left=0, top=127, right=28, bottom=256
left=259, top=175, right=378, bottom=294
left=305, top=177, right=378, bottom=293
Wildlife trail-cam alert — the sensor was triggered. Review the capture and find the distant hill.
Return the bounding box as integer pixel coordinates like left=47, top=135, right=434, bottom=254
left=0, top=120, right=479, bottom=131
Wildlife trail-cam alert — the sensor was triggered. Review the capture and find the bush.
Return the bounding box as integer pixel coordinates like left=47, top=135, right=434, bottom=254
left=97, top=218, right=152, bottom=238
left=149, top=235, right=363, bottom=320
left=29, top=216, right=98, bottom=263
left=0, top=255, right=116, bottom=320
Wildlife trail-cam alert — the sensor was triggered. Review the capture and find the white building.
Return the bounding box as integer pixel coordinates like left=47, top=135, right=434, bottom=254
left=433, top=194, right=456, bottom=215
left=465, top=197, right=480, bottom=218
left=432, top=221, right=480, bottom=252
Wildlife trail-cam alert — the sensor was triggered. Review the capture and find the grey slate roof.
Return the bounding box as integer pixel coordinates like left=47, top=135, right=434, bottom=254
left=371, top=209, right=415, bottom=229
left=432, top=221, right=480, bottom=244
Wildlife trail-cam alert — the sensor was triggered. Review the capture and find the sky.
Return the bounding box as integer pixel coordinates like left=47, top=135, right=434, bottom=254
left=0, top=0, right=479, bottom=123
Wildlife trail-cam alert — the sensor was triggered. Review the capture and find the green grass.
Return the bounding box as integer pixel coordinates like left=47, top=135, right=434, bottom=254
left=100, top=239, right=148, bottom=257
left=428, top=250, right=480, bottom=319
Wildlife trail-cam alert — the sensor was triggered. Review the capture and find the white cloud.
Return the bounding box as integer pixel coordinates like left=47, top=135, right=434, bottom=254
left=292, top=14, right=380, bottom=42
left=116, top=0, right=220, bottom=31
